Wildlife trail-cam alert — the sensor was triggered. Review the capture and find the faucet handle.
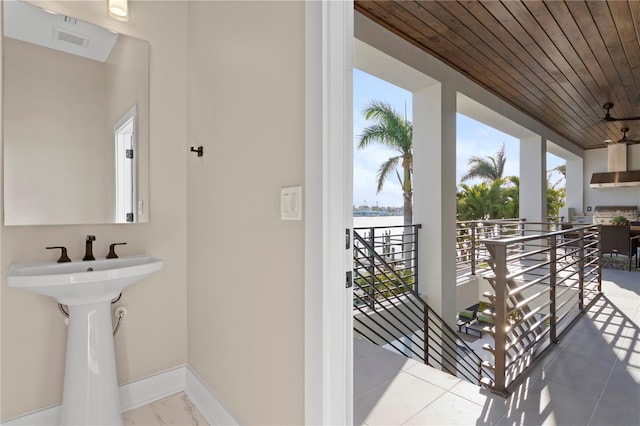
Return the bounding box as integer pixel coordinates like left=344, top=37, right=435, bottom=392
left=106, top=243, right=127, bottom=259
left=46, top=246, right=71, bottom=263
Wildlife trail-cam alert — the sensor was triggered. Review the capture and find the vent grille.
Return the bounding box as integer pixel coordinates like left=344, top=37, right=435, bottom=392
left=52, top=26, right=88, bottom=47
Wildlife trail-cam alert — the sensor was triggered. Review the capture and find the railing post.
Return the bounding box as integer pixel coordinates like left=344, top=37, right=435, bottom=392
left=549, top=235, right=558, bottom=344
left=471, top=222, right=476, bottom=275
left=493, top=242, right=508, bottom=395
left=578, top=228, right=585, bottom=311
left=597, top=226, right=602, bottom=293
left=368, top=227, right=375, bottom=310
left=414, top=225, right=420, bottom=294
left=423, top=301, right=429, bottom=365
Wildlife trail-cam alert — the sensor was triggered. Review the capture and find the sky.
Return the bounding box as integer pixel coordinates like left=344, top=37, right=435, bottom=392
left=353, top=69, right=564, bottom=208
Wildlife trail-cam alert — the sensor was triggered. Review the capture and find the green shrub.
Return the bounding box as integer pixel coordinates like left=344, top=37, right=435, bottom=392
left=612, top=216, right=630, bottom=226
left=353, top=269, right=415, bottom=302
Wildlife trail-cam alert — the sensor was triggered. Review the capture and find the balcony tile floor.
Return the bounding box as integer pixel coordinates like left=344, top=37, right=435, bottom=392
left=355, top=269, right=640, bottom=425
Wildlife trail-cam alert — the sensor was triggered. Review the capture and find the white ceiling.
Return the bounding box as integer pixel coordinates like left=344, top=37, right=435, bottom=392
left=3, top=0, right=118, bottom=63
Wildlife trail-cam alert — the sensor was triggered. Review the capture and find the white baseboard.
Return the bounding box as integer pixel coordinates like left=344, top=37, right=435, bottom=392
left=1, top=405, right=62, bottom=426
left=3, top=365, right=236, bottom=426
left=119, top=365, right=186, bottom=412
left=184, top=366, right=239, bottom=426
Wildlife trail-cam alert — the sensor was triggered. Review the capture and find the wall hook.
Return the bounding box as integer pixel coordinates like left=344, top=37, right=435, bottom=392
left=190, top=146, right=204, bottom=157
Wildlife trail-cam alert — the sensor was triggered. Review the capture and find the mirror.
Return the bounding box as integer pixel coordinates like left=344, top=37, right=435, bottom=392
left=3, top=0, right=149, bottom=225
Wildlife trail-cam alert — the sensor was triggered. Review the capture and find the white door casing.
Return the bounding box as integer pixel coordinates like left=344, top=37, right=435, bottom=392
left=305, top=0, right=354, bottom=424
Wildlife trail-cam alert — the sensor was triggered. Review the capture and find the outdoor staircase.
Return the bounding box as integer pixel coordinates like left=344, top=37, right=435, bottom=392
left=352, top=225, right=494, bottom=387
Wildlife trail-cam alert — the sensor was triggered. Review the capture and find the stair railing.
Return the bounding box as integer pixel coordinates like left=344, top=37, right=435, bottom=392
left=353, top=225, right=494, bottom=386
left=479, top=223, right=601, bottom=395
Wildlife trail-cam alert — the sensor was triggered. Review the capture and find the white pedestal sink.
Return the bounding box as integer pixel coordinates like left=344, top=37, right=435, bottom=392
left=7, top=255, right=163, bottom=425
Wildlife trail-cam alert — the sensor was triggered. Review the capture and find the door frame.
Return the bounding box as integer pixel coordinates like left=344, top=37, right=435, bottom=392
left=304, top=1, right=354, bottom=424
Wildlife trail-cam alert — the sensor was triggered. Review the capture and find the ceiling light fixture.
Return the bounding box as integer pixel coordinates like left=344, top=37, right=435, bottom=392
left=108, top=0, right=129, bottom=21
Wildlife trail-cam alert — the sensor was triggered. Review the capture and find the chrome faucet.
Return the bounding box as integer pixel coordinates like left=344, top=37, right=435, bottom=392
left=83, top=235, right=96, bottom=261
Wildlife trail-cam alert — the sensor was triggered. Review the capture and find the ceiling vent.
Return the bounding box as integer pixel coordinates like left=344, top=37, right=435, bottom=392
left=52, top=26, right=89, bottom=48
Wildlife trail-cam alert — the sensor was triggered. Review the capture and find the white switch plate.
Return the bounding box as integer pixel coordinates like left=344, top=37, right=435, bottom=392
left=281, top=186, right=302, bottom=220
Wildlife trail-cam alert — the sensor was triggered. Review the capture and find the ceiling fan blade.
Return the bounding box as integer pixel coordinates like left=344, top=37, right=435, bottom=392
left=603, top=116, right=640, bottom=122
left=598, top=102, right=640, bottom=122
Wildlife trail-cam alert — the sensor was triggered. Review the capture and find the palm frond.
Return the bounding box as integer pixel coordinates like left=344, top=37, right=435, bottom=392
left=460, top=143, right=507, bottom=182
left=376, top=156, right=401, bottom=193
left=358, top=101, right=412, bottom=155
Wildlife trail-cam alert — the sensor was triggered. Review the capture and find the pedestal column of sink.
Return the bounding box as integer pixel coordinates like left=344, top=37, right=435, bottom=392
left=61, top=299, right=122, bottom=425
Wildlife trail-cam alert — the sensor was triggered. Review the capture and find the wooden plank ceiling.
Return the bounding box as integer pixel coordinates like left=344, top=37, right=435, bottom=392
left=355, top=0, right=640, bottom=150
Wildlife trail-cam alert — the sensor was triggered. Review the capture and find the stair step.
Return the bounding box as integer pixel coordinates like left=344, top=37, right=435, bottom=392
left=482, top=326, right=495, bottom=335
left=482, top=343, right=494, bottom=353
left=481, top=361, right=495, bottom=370
left=479, top=377, right=494, bottom=388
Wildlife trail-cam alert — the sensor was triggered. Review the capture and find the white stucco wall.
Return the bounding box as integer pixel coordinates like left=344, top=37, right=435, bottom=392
left=584, top=145, right=640, bottom=214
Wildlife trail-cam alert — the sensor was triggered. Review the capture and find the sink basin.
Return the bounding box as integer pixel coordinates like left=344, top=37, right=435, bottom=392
left=7, top=255, right=163, bottom=304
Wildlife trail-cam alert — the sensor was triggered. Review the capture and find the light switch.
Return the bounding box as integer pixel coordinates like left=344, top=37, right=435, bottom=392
left=281, top=186, right=302, bottom=220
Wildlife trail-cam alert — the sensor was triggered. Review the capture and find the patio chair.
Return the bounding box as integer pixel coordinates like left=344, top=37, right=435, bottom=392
left=558, top=223, right=581, bottom=259
left=456, top=309, right=475, bottom=332
left=600, top=225, right=640, bottom=270
left=463, top=320, right=482, bottom=338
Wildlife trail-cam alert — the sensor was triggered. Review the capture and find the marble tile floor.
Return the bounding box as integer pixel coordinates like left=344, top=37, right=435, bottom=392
left=123, top=392, right=208, bottom=425
left=354, top=268, right=640, bottom=425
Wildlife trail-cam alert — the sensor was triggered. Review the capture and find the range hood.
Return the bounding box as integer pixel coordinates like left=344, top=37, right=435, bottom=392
left=590, top=143, right=640, bottom=188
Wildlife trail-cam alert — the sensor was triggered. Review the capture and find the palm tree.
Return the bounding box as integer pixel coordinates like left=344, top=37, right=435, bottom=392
left=460, top=143, right=507, bottom=182
left=550, top=164, right=566, bottom=177
left=501, top=176, right=520, bottom=219
left=547, top=178, right=566, bottom=218
left=358, top=101, right=413, bottom=225
left=547, top=163, right=566, bottom=189
left=456, top=179, right=506, bottom=220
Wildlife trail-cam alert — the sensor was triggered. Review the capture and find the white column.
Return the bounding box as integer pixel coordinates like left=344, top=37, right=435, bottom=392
left=519, top=135, right=547, bottom=222
left=413, top=83, right=457, bottom=326
left=565, top=157, right=584, bottom=216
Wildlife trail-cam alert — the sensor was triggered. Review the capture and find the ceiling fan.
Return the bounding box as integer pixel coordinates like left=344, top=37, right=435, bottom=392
left=599, top=102, right=640, bottom=122
left=607, top=127, right=640, bottom=145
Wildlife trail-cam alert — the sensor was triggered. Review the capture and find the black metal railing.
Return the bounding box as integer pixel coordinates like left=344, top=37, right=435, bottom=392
left=353, top=225, right=420, bottom=309
left=353, top=225, right=494, bottom=386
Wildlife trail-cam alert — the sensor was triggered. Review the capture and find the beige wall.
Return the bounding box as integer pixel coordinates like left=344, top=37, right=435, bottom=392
left=2, top=1, right=307, bottom=423
left=4, top=37, right=112, bottom=224
left=1, top=0, right=188, bottom=420
left=186, top=1, right=305, bottom=424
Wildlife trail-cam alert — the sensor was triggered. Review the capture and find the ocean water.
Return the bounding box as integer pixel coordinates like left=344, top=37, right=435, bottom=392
left=353, top=215, right=404, bottom=228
